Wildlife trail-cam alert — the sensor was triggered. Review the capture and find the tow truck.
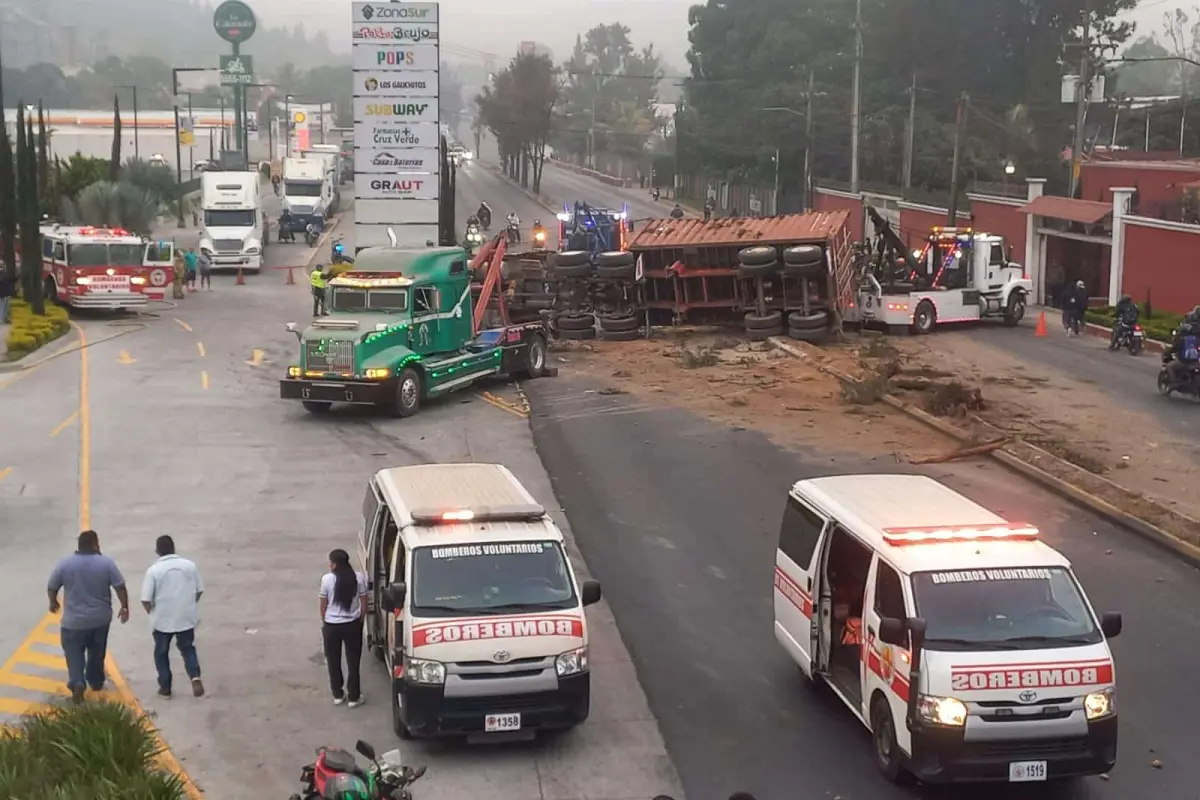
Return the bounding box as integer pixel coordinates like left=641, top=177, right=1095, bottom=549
left=39, top=225, right=177, bottom=309
left=280, top=233, right=550, bottom=417
left=845, top=207, right=1031, bottom=334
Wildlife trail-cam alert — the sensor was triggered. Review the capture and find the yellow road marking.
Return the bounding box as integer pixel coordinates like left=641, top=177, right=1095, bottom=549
left=245, top=348, right=265, bottom=367
left=196, top=342, right=205, bottom=357
left=0, top=697, right=45, bottom=716
left=200, top=370, right=209, bottom=390
left=50, top=410, right=79, bottom=437
left=173, top=318, right=193, bottom=332
left=18, top=650, right=66, bottom=670
left=77, top=323, right=90, bottom=530
left=0, top=670, right=71, bottom=696
left=117, top=350, right=136, bottom=364
left=0, top=467, right=10, bottom=482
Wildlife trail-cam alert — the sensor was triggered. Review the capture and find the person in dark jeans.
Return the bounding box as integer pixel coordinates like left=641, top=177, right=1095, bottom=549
left=47, top=530, right=130, bottom=703
left=141, top=535, right=205, bottom=698
left=319, top=548, right=368, bottom=707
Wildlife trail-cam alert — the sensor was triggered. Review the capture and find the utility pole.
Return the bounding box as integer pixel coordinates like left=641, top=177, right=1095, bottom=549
left=849, top=0, right=862, bottom=193
left=902, top=70, right=916, bottom=191
left=804, top=70, right=814, bottom=211
left=948, top=92, right=969, bottom=226
left=1068, top=0, right=1091, bottom=198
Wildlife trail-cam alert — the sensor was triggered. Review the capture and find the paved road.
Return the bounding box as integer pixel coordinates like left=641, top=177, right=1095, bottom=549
left=526, top=372, right=1200, bottom=800
left=0, top=178, right=681, bottom=799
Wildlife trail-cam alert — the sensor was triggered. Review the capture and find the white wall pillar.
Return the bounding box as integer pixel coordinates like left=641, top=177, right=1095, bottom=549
left=1108, top=187, right=1135, bottom=305
left=1025, top=179, right=1047, bottom=304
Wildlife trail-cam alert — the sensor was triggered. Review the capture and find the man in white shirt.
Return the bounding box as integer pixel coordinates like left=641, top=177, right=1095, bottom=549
left=140, top=535, right=205, bottom=698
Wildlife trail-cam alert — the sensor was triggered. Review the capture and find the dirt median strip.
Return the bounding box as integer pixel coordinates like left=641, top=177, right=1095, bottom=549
left=768, top=336, right=1200, bottom=566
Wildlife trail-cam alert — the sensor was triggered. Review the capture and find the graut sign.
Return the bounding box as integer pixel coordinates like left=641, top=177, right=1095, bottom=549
left=371, top=179, right=425, bottom=192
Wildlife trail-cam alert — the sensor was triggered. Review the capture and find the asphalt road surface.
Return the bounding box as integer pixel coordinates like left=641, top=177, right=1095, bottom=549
left=0, top=176, right=681, bottom=799
left=466, top=142, right=1200, bottom=798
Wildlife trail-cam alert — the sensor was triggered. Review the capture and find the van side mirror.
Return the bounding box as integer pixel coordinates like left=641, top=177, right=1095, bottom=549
left=355, top=740, right=377, bottom=761
left=878, top=617, right=907, bottom=646
left=381, top=582, right=406, bottom=613
left=1100, top=611, right=1122, bottom=639
left=285, top=322, right=300, bottom=341
left=580, top=580, right=602, bottom=607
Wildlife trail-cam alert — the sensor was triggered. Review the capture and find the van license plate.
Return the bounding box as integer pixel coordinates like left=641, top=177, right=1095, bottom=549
left=1008, top=761, right=1047, bottom=782
left=484, top=713, right=521, bottom=733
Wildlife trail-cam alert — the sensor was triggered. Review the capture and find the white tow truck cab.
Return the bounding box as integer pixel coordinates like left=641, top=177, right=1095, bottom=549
left=850, top=225, right=1032, bottom=334
left=198, top=172, right=266, bottom=272
left=282, top=157, right=333, bottom=225
left=773, top=473, right=1121, bottom=785
left=359, top=463, right=602, bottom=741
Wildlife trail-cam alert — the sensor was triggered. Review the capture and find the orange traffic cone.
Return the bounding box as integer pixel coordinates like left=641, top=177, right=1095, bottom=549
left=235, top=267, right=245, bottom=286
left=1034, top=311, right=1047, bottom=337
left=285, top=266, right=295, bottom=285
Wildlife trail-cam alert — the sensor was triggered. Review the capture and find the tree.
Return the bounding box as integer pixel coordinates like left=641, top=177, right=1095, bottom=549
left=1114, top=35, right=1177, bottom=96
left=478, top=52, right=561, bottom=193
left=37, top=103, right=50, bottom=213
left=16, top=107, right=44, bottom=314
left=109, top=94, right=122, bottom=182
left=74, top=182, right=159, bottom=235
left=558, top=24, right=662, bottom=163
left=0, top=42, right=17, bottom=285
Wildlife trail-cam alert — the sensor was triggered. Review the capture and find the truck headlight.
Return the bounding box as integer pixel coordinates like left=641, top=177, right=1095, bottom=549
left=916, top=694, right=967, bottom=727
left=364, top=368, right=390, bottom=379
left=405, top=657, right=445, bottom=685
left=130, top=276, right=147, bottom=285
left=288, top=366, right=302, bottom=377
left=1084, top=689, right=1115, bottom=720
left=244, top=245, right=261, bottom=255
left=200, top=246, right=214, bottom=256
left=74, top=276, right=91, bottom=285
left=555, top=646, right=589, bottom=676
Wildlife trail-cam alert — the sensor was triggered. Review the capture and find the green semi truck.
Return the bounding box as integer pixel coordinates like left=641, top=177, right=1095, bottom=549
left=280, top=245, right=549, bottom=416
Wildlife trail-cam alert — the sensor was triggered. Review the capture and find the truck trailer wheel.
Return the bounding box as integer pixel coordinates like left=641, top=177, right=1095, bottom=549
left=738, top=246, right=777, bottom=266
left=391, top=368, right=423, bottom=418
left=912, top=300, right=936, bottom=335
left=597, top=262, right=636, bottom=281
left=783, top=244, right=823, bottom=266
left=599, top=314, right=640, bottom=333
left=302, top=401, right=332, bottom=414
left=1003, top=291, right=1026, bottom=327
left=595, top=251, right=635, bottom=268
left=745, top=311, right=784, bottom=330
left=783, top=261, right=824, bottom=278
left=521, top=334, right=548, bottom=378
left=557, top=312, right=596, bottom=332
left=555, top=250, right=590, bottom=267
left=555, top=262, right=594, bottom=279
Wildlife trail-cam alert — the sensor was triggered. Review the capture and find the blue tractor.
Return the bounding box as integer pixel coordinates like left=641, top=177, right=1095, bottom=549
left=554, top=201, right=631, bottom=255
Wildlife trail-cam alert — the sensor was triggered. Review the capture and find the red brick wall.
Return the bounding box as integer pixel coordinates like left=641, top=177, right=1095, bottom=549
left=1122, top=222, right=1200, bottom=314
left=814, top=190, right=863, bottom=241
left=1082, top=163, right=1200, bottom=218
left=897, top=206, right=952, bottom=248
left=970, top=199, right=1028, bottom=268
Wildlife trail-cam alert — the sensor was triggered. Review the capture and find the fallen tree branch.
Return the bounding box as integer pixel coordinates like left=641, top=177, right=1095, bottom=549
left=910, top=438, right=1009, bottom=465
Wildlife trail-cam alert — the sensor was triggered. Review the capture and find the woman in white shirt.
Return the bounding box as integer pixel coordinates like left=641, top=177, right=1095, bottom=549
left=319, top=548, right=368, bottom=707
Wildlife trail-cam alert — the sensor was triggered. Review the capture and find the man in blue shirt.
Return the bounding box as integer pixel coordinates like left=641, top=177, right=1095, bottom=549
left=47, top=530, right=130, bottom=703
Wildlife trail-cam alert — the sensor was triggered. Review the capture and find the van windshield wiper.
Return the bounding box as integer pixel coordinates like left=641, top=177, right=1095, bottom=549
left=473, top=602, right=569, bottom=614
left=996, top=634, right=1097, bottom=646
left=925, top=637, right=1018, bottom=650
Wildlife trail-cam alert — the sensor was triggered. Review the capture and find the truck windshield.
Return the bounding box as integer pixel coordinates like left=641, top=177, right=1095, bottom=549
left=912, top=567, right=1102, bottom=651
left=411, top=541, right=577, bottom=617
left=330, top=288, right=409, bottom=312
left=68, top=243, right=145, bottom=267
left=205, top=209, right=255, bottom=227
left=285, top=181, right=322, bottom=197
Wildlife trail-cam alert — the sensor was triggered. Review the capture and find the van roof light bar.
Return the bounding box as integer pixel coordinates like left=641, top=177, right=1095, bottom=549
left=410, top=504, right=546, bottom=526
left=882, top=522, right=1038, bottom=546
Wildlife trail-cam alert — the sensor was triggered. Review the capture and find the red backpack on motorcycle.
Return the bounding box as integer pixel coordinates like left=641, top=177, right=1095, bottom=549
left=310, top=747, right=371, bottom=796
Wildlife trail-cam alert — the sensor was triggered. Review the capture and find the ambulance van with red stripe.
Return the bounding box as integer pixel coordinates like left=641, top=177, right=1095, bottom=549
left=359, top=463, right=602, bottom=740
left=773, top=474, right=1122, bottom=785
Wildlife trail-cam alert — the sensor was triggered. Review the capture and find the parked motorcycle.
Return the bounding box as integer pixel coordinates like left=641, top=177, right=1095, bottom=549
left=1108, top=320, right=1145, bottom=355
left=288, top=739, right=426, bottom=800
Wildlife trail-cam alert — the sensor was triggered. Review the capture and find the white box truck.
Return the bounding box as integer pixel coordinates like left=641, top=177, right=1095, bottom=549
left=282, top=157, right=334, bottom=225
left=302, top=145, right=343, bottom=205
left=198, top=172, right=266, bottom=272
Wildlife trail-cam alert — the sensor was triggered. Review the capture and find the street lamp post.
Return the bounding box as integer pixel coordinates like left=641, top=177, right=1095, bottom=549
left=284, top=94, right=293, bottom=156
left=760, top=106, right=809, bottom=214
left=116, top=85, right=139, bottom=159
left=171, top=67, right=209, bottom=227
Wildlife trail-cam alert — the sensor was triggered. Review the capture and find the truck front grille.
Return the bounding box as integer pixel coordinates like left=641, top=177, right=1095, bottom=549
left=213, top=239, right=242, bottom=252
left=304, top=340, right=354, bottom=373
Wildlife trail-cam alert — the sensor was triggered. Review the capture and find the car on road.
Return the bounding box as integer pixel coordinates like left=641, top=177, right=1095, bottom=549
left=774, top=473, right=1121, bottom=785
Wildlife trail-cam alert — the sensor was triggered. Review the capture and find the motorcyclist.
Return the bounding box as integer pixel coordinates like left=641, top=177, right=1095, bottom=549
left=278, top=209, right=295, bottom=243
left=1110, top=294, right=1138, bottom=348
left=1166, top=306, right=1200, bottom=386
left=466, top=213, right=480, bottom=229
left=670, top=203, right=684, bottom=220
left=506, top=211, right=521, bottom=243
left=531, top=218, right=548, bottom=247
left=1063, top=279, right=1087, bottom=336
left=477, top=202, right=492, bottom=229
left=651, top=187, right=661, bottom=201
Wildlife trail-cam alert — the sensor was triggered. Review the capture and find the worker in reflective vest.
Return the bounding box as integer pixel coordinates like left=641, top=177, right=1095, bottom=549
left=310, top=267, right=327, bottom=316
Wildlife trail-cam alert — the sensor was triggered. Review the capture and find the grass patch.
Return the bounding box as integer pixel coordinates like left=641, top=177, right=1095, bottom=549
left=1084, top=303, right=1179, bottom=344
left=5, top=299, right=70, bottom=359
left=0, top=700, right=186, bottom=800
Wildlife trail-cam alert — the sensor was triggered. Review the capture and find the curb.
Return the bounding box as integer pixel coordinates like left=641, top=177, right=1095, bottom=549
left=0, top=327, right=81, bottom=373
left=766, top=336, right=1200, bottom=568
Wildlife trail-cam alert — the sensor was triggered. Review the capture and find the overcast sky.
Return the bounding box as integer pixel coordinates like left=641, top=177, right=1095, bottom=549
left=273, top=0, right=1176, bottom=75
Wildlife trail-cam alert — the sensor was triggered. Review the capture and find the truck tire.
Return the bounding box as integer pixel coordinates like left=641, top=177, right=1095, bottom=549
left=788, top=325, right=827, bottom=343
left=595, top=251, right=635, bottom=268
left=391, top=368, right=422, bottom=418
left=43, top=277, right=57, bottom=304
left=783, top=261, right=824, bottom=278
left=747, top=325, right=784, bottom=341
left=599, top=314, right=640, bottom=333
left=912, top=300, right=936, bottom=335
left=783, top=244, right=823, bottom=266
left=738, top=261, right=779, bottom=278
left=521, top=334, right=548, bottom=378
left=556, top=250, right=590, bottom=267
left=557, top=312, right=596, bottom=332
left=558, top=327, right=596, bottom=340
left=599, top=327, right=641, bottom=341
left=871, top=696, right=910, bottom=784
left=597, top=262, right=636, bottom=281
left=788, top=311, right=828, bottom=330
left=738, top=246, right=777, bottom=266
left=745, top=311, right=784, bottom=330
left=555, top=262, right=594, bottom=279
left=1003, top=291, right=1026, bottom=327
left=302, top=401, right=332, bottom=414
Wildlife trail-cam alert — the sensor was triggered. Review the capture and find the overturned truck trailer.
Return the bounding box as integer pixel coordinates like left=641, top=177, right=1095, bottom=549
left=625, top=210, right=857, bottom=340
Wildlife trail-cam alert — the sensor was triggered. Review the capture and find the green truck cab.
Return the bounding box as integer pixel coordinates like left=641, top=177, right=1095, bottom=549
left=280, top=246, right=549, bottom=416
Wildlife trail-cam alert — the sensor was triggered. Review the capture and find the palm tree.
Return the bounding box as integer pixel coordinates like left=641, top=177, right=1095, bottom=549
left=75, top=181, right=159, bottom=235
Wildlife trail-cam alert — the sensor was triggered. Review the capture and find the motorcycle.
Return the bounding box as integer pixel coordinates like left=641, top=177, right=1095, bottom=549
left=478, top=209, right=492, bottom=231
left=289, top=739, right=426, bottom=800
left=463, top=225, right=485, bottom=256
left=506, top=221, right=521, bottom=244
left=305, top=225, right=320, bottom=248
left=1108, top=318, right=1145, bottom=355
left=531, top=227, right=548, bottom=251
left=331, top=235, right=353, bottom=265
left=651, top=187, right=661, bottom=202
left=1158, top=347, right=1200, bottom=399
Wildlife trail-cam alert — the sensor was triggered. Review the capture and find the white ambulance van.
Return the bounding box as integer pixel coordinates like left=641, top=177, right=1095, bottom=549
left=359, top=463, right=601, bottom=740
left=772, top=473, right=1121, bottom=785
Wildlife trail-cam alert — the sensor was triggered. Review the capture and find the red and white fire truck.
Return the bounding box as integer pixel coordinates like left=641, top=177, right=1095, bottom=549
left=39, top=225, right=177, bottom=309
